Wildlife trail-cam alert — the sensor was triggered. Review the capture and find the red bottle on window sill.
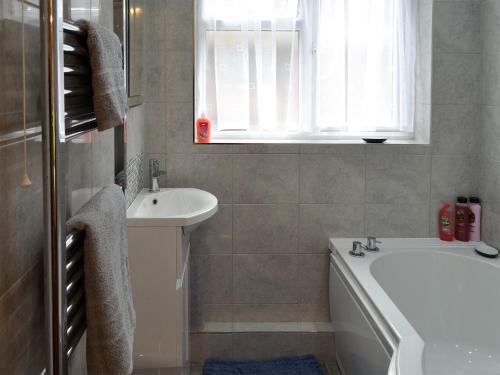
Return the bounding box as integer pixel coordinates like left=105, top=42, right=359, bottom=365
left=196, top=113, right=212, bottom=143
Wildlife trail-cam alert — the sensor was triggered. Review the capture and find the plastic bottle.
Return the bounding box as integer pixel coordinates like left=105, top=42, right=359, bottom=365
left=455, top=197, right=471, bottom=242
left=469, top=197, right=481, bottom=242
left=438, top=203, right=454, bottom=241
left=196, top=113, right=212, bottom=144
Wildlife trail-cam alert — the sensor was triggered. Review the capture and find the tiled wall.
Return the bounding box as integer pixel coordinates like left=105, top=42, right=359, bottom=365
left=142, top=0, right=484, bottom=365
left=431, top=0, right=482, bottom=232
left=480, top=1, right=500, bottom=248
left=0, top=1, right=47, bottom=372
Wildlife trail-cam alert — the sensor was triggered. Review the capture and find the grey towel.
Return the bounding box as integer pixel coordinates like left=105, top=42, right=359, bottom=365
left=77, top=20, right=127, bottom=131
left=67, top=184, right=136, bottom=375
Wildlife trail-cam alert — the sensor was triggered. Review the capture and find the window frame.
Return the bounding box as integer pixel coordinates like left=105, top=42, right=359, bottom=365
left=194, top=0, right=416, bottom=143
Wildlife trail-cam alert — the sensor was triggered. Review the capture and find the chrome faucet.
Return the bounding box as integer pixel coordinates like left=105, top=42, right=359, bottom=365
left=364, top=236, right=381, bottom=252
left=349, top=241, right=365, bottom=257
left=149, top=159, right=167, bottom=193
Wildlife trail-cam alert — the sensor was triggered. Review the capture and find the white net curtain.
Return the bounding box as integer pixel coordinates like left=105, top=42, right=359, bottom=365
left=195, top=0, right=417, bottom=138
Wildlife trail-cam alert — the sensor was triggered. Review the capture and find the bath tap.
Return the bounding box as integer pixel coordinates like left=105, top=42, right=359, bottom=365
left=364, top=236, right=381, bottom=252
left=149, top=159, right=167, bottom=193
left=349, top=241, right=365, bottom=257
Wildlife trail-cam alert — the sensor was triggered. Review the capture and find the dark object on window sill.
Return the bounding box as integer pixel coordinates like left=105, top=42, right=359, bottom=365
left=363, top=138, right=388, bottom=144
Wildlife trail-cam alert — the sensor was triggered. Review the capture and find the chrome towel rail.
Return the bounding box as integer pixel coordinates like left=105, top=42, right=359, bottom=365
left=62, top=21, right=97, bottom=139
left=65, top=230, right=86, bottom=359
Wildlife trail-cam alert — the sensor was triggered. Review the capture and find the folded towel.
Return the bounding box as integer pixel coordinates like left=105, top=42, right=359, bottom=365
left=77, top=20, right=127, bottom=131
left=67, top=184, right=136, bottom=375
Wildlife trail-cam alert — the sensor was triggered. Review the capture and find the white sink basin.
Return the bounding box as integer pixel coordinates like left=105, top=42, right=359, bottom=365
left=127, top=188, right=218, bottom=227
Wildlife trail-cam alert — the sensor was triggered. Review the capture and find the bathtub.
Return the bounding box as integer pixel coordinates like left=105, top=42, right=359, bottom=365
left=329, top=238, right=500, bottom=375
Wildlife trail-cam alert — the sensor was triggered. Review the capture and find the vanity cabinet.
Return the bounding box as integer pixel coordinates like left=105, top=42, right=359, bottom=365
left=128, top=225, right=190, bottom=369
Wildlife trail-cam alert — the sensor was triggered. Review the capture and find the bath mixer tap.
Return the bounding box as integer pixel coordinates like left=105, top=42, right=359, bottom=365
left=149, top=159, right=167, bottom=193
left=364, top=236, right=381, bottom=252
left=349, top=241, right=365, bottom=257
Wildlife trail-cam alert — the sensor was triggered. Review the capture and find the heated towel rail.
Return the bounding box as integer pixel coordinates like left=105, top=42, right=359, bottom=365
left=42, top=2, right=127, bottom=374
left=63, top=20, right=98, bottom=139
left=64, top=230, right=86, bottom=359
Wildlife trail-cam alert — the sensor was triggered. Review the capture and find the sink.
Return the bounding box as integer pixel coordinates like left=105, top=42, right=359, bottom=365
left=127, top=188, right=218, bottom=228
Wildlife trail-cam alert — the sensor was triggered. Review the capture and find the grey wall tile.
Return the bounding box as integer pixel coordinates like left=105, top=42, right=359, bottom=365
left=482, top=105, right=500, bottom=162
left=482, top=202, right=500, bottom=247
left=164, top=50, right=194, bottom=102
left=432, top=105, right=480, bottom=155
left=434, top=1, right=481, bottom=53
left=165, top=154, right=233, bottom=203
left=165, top=0, right=194, bottom=51
left=233, top=254, right=299, bottom=304
left=164, top=101, right=193, bottom=153
left=233, top=204, right=298, bottom=253
left=481, top=0, right=500, bottom=55
left=190, top=255, right=233, bottom=304
left=232, top=304, right=300, bottom=323
left=365, top=203, right=430, bottom=237
left=299, top=204, right=365, bottom=253
left=365, top=144, right=431, bottom=155
left=298, top=304, right=331, bottom=323
left=145, top=102, right=166, bottom=154
left=190, top=333, right=233, bottom=363
left=431, top=155, right=479, bottom=201
left=143, top=0, right=166, bottom=51
left=232, top=144, right=300, bottom=154
left=190, top=304, right=233, bottom=333
left=365, top=155, right=431, bottom=204
left=482, top=53, right=500, bottom=107
left=298, top=254, right=329, bottom=305
left=432, top=52, right=481, bottom=105
left=300, top=154, right=365, bottom=204
left=144, top=50, right=164, bottom=101
left=300, top=144, right=366, bottom=155
left=191, top=204, right=233, bottom=254
left=479, top=159, right=500, bottom=204
left=233, top=155, right=299, bottom=204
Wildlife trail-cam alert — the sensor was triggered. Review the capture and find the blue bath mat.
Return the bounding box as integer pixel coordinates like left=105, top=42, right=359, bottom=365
left=202, top=354, right=325, bottom=375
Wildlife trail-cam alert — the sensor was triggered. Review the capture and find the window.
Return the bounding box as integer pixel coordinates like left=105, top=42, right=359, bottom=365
left=195, top=0, right=417, bottom=143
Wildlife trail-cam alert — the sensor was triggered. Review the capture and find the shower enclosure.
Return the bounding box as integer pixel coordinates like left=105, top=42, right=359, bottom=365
left=40, top=0, right=127, bottom=374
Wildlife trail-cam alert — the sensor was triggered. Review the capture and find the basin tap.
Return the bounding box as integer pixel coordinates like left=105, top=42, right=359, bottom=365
left=149, top=159, right=167, bottom=193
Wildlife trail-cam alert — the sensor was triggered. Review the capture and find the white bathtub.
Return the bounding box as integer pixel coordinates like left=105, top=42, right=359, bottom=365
left=329, top=238, right=500, bottom=375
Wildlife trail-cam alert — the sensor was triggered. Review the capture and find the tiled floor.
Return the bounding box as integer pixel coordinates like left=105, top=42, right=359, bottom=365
left=133, top=362, right=341, bottom=375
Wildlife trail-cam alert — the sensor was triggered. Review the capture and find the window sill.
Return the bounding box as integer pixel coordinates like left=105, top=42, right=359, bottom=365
left=195, top=138, right=430, bottom=146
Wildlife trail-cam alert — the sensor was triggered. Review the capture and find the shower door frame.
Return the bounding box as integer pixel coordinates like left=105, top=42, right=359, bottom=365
left=41, top=0, right=128, bottom=374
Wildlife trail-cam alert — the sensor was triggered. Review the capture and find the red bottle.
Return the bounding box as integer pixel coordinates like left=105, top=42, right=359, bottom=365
left=455, top=197, right=471, bottom=242
left=438, top=203, right=454, bottom=241
left=196, top=113, right=211, bottom=144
